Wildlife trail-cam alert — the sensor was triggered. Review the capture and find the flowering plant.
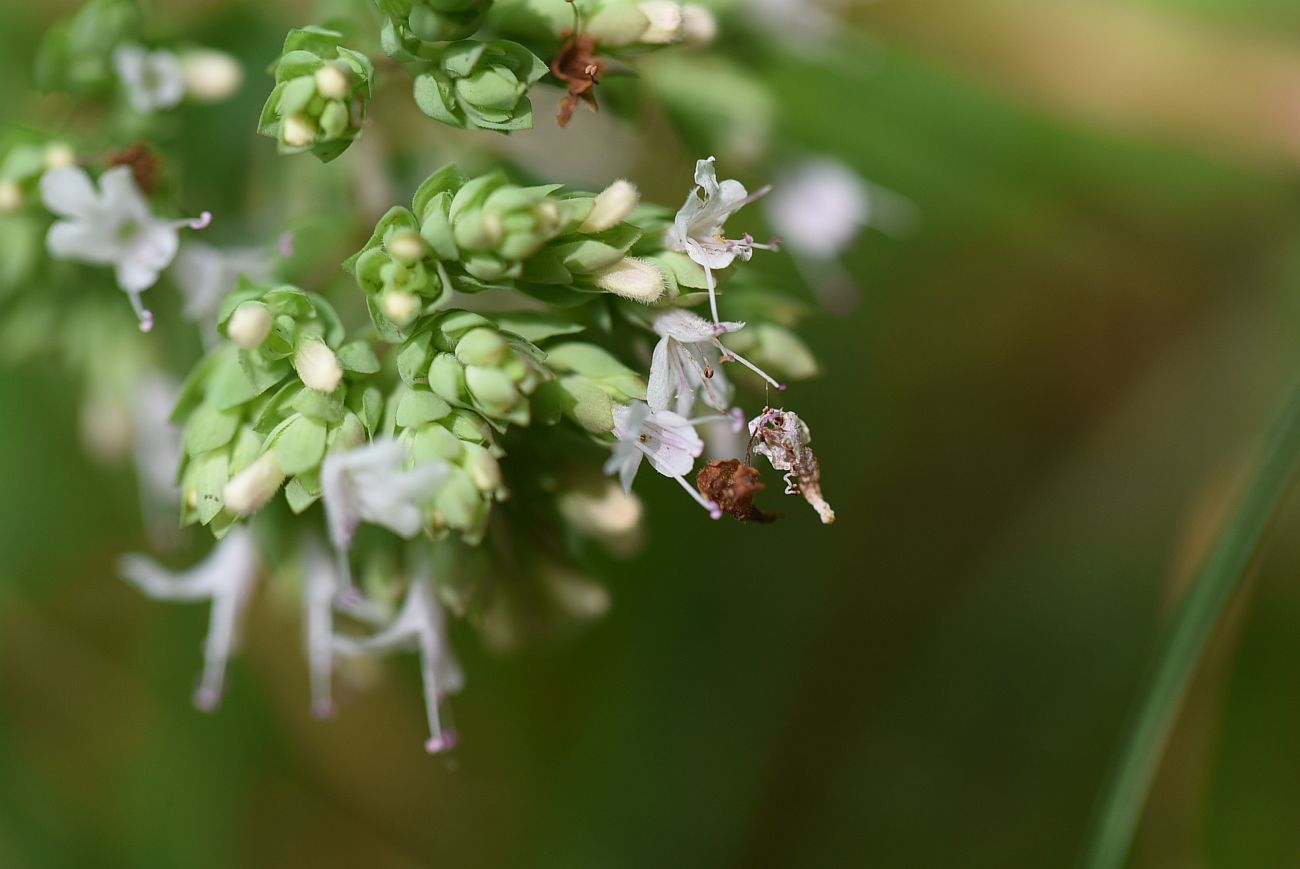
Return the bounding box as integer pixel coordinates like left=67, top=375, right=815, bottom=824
left=2, top=0, right=872, bottom=755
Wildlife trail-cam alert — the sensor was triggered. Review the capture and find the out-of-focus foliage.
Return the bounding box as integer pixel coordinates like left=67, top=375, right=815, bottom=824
left=5, top=1, right=1300, bottom=868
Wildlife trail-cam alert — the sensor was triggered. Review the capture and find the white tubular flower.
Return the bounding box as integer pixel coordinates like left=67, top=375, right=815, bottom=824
left=302, top=537, right=356, bottom=719
left=334, top=571, right=464, bottom=753
left=637, top=1, right=685, bottom=43
left=294, top=339, right=343, bottom=393
left=680, top=5, right=718, bottom=45
left=592, top=256, right=665, bottom=303
left=765, top=158, right=869, bottom=259
left=579, top=179, right=639, bottom=233
left=180, top=49, right=244, bottom=102
left=648, top=309, right=783, bottom=413
left=0, top=180, right=21, bottom=212
left=119, top=528, right=260, bottom=711
left=171, top=241, right=274, bottom=327
left=41, top=166, right=211, bottom=331
left=113, top=43, right=186, bottom=114
left=222, top=452, right=286, bottom=515
left=665, top=156, right=775, bottom=325
left=321, top=439, right=450, bottom=552
left=604, top=400, right=720, bottom=518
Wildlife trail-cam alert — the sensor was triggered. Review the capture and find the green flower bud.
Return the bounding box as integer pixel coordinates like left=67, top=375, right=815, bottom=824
left=541, top=342, right=647, bottom=434
left=405, top=310, right=550, bottom=428
left=379, top=0, right=493, bottom=45
left=257, top=27, right=374, bottom=162
left=412, top=39, right=546, bottom=133
left=345, top=206, right=451, bottom=338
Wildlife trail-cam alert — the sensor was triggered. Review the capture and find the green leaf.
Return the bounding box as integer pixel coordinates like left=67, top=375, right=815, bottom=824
left=491, top=311, right=585, bottom=343
left=184, top=403, right=241, bottom=456
left=1083, top=376, right=1300, bottom=869
left=284, top=476, right=321, bottom=514
left=337, top=340, right=381, bottom=374
left=396, top=388, right=452, bottom=428
left=270, top=414, right=327, bottom=476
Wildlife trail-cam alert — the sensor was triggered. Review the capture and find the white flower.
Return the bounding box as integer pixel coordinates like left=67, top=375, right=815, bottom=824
left=119, top=527, right=260, bottom=711
left=321, top=439, right=450, bottom=552
left=180, top=49, right=244, bottom=102
left=113, top=43, right=185, bottom=114
left=41, top=166, right=210, bottom=331
left=170, top=241, right=274, bottom=328
left=604, top=400, right=721, bottom=518
left=226, top=302, right=273, bottom=350
left=648, top=309, right=784, bottom=413
left=334, top=570, right=464, bottom=753
left=294, top=339, right=343, bottom=393
left=303, top=540, right=339, bottom=718
left=665, top=157, right=774, bottom=324
left=637, top=1, right=684, bottom=43
left=765, top=159, right=869, bottom=259
left=680, top=5, right=718, bottom=45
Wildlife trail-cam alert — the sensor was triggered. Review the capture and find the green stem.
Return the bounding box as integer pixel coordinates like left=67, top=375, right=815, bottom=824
left=1082, top=375, right=1300, bottom=869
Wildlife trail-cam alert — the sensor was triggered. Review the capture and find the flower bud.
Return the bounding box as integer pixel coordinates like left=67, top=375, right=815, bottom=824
left=387, top=228, right=426, bottom=264
left=313, top=63, right=351, bottom=100
left=294, top=340, right=343, bottom=393
left=43, top=143, right=76, bottom=170
left=227, top=301, right=273, bottom=349
left=0, top=180, right=21, bottom=213
left=282, top=114, right=317, bottom=148
left=578, top=179, right=639, bottom=234
left=680, top=5, right=718, bottom=45
left=181, top=50, right=244, bottom=101
left=412, top=40, right=548, bottom=133
left=559, top=483, right=644, bottom=540
left=223, top=452, right=286, bottom=515
left=637, top=2, right=684, bottom=44
left=382, top=289, right=421, bottom=326
left=592, top=257, right=665, bottom=303
left=455, top=328, right=509, bottom=367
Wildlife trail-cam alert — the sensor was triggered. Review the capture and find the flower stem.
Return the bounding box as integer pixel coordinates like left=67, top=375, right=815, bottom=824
left=1082, top=375, right=1300, bottom=869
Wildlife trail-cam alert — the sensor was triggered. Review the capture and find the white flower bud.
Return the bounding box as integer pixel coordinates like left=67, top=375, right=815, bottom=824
left=222, top=452, right=286, bottom=515
left=294, top=340, right=343, bottom=393
left=314, top=64, right=351, bottom=100
left=637, top=1, right=684, bottom=44
left=681, top=5, right=718, bottom=45
left=0, top=180, right=21, bottom=213
left=227, top=301, right=273, bottom=349
left=282, top=114, right=317, bottom=148
left=560, top=483, right=644, bottom=538
left=387, top=229, right=425, bottom=264
left=578, top=179, right=639, bottom=233
left=43, top=143, right=77, bottom=170
left=181, top=50, right=244, bottom=102
left=381, top=290, right=421, bottom=326
left=592, top=257, right=665, bottom=303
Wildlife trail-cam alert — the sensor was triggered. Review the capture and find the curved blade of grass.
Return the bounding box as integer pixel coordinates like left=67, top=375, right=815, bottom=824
left=1082, top=377, right=1300, bottom=869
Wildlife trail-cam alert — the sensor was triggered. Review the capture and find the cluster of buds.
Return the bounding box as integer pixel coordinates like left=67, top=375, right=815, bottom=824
left=397, top=310, right=550, bottom=429
left=257, top=27, right=374, bottom=162
left=376, top=0, right=495, bottom=44
left=174, top=282, right=383, bottom=533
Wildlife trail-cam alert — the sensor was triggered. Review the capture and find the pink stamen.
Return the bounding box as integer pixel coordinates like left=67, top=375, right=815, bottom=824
left=426, top=731, right=459, bottom=754
left=189, top=211, right=213, bottom=230
left=138, top=310, right=154, bottom=333
left=279, top=231, right=295, bottom=257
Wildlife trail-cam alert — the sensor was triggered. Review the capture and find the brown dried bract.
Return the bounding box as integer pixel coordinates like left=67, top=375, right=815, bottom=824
left=551, top=32, right=605, bottom=128
left=696, top=459, right=780, bottom=524
left=106, top=142, right=163, bottom=196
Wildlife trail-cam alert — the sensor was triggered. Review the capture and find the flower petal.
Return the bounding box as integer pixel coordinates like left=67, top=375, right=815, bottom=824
left=39, top=167, right=98, bottom=218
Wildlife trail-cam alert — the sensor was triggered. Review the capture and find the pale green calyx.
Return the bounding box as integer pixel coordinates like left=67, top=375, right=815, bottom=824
left=411, top=39, right=547, bottom=133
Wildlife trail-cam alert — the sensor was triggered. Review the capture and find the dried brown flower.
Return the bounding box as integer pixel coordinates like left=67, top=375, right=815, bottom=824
left=551, top=32, right=605, bottom=128
left=106, top=142, right=163, bottom=196
left=696, top=459, right=780, bottom=524
left=748, top=408, right=836, bottom=524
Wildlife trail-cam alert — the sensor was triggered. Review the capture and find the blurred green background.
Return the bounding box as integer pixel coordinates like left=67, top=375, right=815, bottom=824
left=5, top=1, right=1300, bottom=867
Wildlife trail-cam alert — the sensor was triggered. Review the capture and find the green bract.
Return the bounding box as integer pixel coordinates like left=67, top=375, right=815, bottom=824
left=390, top=384, right=507, bottom=544
left=411, top=39, right=547, bottom=132
left=33, top=0, right=142, bottom=96
left=375, top=0, right=494, bottom=44
left=397, top=310, right=550, bottom=429
left=257, top=26, right=375, bottom=162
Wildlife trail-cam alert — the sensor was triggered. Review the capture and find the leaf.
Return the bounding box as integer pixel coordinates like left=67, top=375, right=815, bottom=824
left=270, top=414, right=327, bottom=476
left=396, top=388, right=453, bottom=428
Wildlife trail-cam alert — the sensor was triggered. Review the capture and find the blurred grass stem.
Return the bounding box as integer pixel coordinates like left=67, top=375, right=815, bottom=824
left=1082, top=376, right=1300, bottom=868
